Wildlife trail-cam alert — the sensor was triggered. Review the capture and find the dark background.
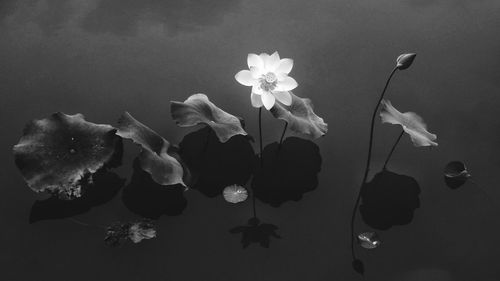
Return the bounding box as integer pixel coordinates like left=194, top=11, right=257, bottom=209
left=1, top=0, right=499, bottom=280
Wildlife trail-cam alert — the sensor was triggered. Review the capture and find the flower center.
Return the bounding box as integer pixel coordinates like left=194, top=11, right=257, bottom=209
left=259, top=72, right=278, bottom=92
left=264, top=72, right=277, bottom=83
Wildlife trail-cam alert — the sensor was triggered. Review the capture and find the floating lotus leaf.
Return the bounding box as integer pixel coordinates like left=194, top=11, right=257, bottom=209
left=171, top=94, right=248, bottom=143
left=13, top=113, right=121, bottom=199
left=223, top=184, right=248, bottom=203
left=269, top=92, right=327, bottom=139
left=444, top=161, right=470, bottom=179
left=444, top=161, right=470, bottom=189
left=357, top=232, right=381, bottom=249
left=116, top=112, right=185, bottom=186
left=380, top=99, right=437, bottom=147
left=104, top=219, right=156, bottom=247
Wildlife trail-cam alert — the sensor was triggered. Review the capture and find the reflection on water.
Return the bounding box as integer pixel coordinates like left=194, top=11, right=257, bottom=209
left=251, top=137, right=322, bottom=207
left=360, top=170, right=421, bottom=230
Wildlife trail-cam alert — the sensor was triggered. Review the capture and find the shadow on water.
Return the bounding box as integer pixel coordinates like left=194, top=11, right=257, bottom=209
left=29, top=169, right=125, bottom=223
left=229, top=217, right=281, bottom=249
left=444, top=176, right=467, bottom=189
left=178, top=126, right=255, bottom=198
left=121, top=158, right=187, bottom=219
left=359, top=169, right=421, bottom=230
left=251, top=137, right=322, bottom=207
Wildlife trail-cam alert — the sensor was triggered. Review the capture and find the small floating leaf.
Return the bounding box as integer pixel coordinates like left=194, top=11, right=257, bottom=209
left=104, top=219, right=157, bottom=247
left=171, top=94, right=248, bottom=143
left=128, top=220, right=157, bottom=243
left=223, top=184, right=248, bottom=203
left=116, top=112, right=185, bottom=186
left=13, top=113, right=120, bottom=199
left=444, top=161, right=470, bottom=179
left=444, top=161, right=470, bottom=189
left=380, top=99, right=438, bottom=147
left=396, top=53, right=417, bottom=70
left=357, top=232, right=381, bottom=249
left=269, top=92, right=327, bottom=139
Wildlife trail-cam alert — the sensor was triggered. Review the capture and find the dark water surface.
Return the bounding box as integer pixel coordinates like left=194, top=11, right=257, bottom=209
left=1, top=1, right=499, bottom=280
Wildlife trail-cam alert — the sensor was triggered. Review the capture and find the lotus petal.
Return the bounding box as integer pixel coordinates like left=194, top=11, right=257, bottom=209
left=357, top=232, right=381, bottom=249
left=223, top=184, right=248, bottom=203
left=116, top=112, right=185, bottom=186
left=269, top=92, right=327, bottom=139
left=13, top=113, right=121, bottom=199
left=171, top=94, right=248, bottom=143
left=380, top=100, right=438, bottom=147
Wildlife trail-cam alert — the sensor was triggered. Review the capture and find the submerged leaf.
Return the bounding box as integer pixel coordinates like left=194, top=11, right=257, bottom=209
left=223, top=184, right=248, bottom=203
left=269, top=92, right=327, bottom=139
left=357, top=232, right=381, bottom=249
left=116, top=112, right=185, bottom=186
left=171, top=94, right=248, bottom=143
left=380, top=100, right=438, bottom=147
left=13, top=113, right=120, bottom=199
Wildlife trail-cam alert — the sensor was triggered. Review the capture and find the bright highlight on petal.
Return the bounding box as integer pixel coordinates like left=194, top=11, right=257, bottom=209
left=380, top=100, right=438, bottom=147
left=235, top=51, right=298, bottom=111
left=223, top=184, right=248, bottom=203
left=235, top=70, right=256, bottom=86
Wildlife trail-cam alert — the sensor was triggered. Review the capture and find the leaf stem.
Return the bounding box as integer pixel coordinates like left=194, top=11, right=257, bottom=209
left=350, top=67, right=398, bottom=262
left=259, top=108, right=263, bottom=168
left=382, top=130, right=404, bottom=170
left=278, top=121, right=288, bottom=150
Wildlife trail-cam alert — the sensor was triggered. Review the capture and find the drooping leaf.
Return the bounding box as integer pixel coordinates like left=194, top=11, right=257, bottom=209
left=116, top=112, right=185, bottom=186
left=357, top=232, right=381, bottom=249
left=269, top=92, right=327, bottom=139
left=223, top=184, right=248, bottom=203
left=171, top=94, right=248, bottom=143
left=380, top=99, right=438, bottom=147
left=13, top=113, right=121, bottom=199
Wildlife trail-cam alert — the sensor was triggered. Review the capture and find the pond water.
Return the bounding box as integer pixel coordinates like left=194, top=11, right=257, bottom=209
left=1, top=1, right=499, bottom=280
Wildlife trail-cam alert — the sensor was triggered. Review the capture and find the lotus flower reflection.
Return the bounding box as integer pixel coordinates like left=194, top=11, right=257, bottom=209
left=380, top=100, right=438, bottom=147
left=235, top=52, right=298, bottom=110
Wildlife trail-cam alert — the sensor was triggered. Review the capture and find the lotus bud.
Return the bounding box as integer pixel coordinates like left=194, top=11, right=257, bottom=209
left=396, top=53, right=416, bottom=70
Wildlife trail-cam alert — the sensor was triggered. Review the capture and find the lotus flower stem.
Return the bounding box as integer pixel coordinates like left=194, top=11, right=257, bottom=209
left=278, top=121, right=288, bottom=148
left=350, top=66, right=398, bottom=262
left=382, top=130, right=404, bottom=170
left=258, top=108, right=263, bottom=167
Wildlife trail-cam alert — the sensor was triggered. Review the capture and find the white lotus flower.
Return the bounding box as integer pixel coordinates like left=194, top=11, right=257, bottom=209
left=235, top=52, right=298, bottom=110
left=380, top=100, right=438, bottom=147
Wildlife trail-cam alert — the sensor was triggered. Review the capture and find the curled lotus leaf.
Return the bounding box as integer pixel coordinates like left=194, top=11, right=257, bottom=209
left=269, top=92, right=327, bottom=139
left=13, top=113, right=120, bottom=199
left=116, top=112, right=185, bottom=186
left=170, top=93, right=248, bottom=143
left=380, top=99, right=438, bottom=147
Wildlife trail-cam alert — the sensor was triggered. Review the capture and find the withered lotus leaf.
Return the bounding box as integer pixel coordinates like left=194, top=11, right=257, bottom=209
left=269, top=92, right=327, bottom=139
left=13, top=113, right=120, bottom=199
left=116, top=112, right=185, bottom=186
left=170, top=94, right=248, bottom=143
